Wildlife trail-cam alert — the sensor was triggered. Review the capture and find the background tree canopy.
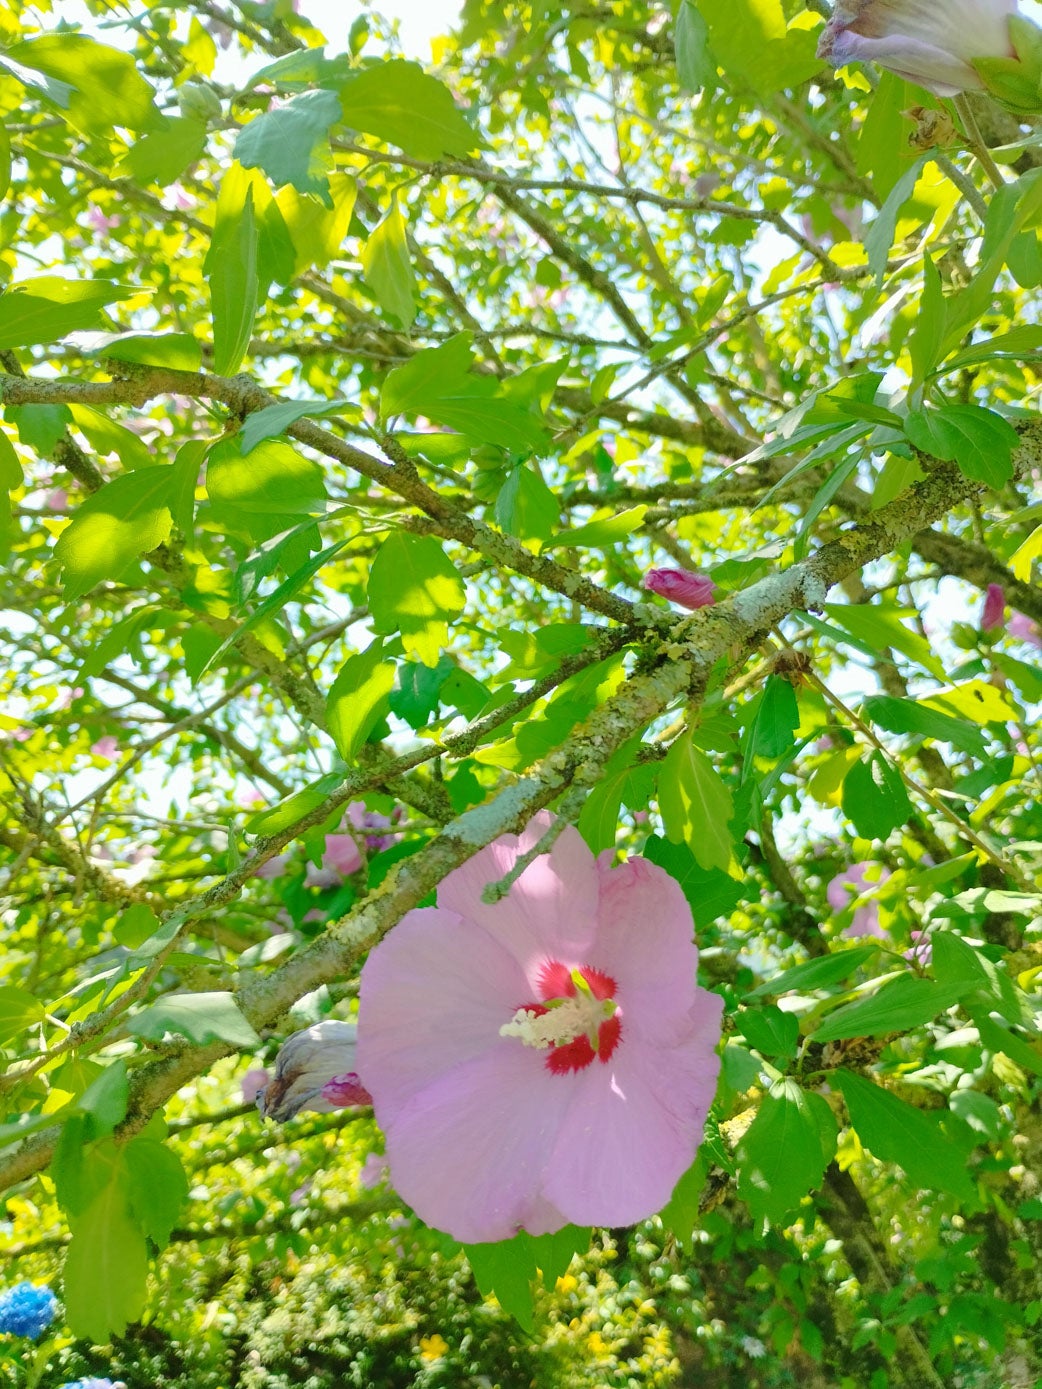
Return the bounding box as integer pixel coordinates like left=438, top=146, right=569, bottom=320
left=1, top=0, right=1041, bottom=1384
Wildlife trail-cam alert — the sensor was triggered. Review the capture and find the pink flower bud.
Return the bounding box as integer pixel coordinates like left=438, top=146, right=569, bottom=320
left=981, top=583, right=1006, bottom=631
left=643, top=567, right=716, bottom=611
left=257, top=1021, right=372, bottom=1121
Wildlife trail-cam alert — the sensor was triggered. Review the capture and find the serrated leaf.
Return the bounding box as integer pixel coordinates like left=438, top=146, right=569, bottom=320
left=861, top=693, right=987, bottom=757
left=0, top=985, right=46, bottom=1046
left=125, top=1137, right=189, bottom=1249
left=7, top=32, right=159, bottom=135
left=0, top=277, right=139, bottom=349
left=750, top=675, right=800, bottom=759
left=327, top=641, right=398, bottom=761
left=494, top=465, right=559, bottom=544
left=94, top=331, right=202, bottom=371
left=119, top=115, right=207, bottom=187
left=840, top=750, right=912, bottom=840
left=367, top=532, right=465, bottom=667
left=546, top=505, right=647, bottom=550
left=64, top=1166, right=148, bottom=1342
left=642, top=835, right=745, bottom=929
left=113, top=903, right=160, bottom=949
left=338, top=60, right=479, bottom=160
left=658, top=731, right=734, bottom=873
left=747, top=946, right=878, bottom=999
left=836, top=1069, right=976, bottom=1202
left=77, top=1060, right=129, bottom=1139
left=126, top=991, right=260, bottom=1049
left=207, top=436, right=326, bottom=516
left=238, top=397, right=357, bottom=454
left=245, top=771, right=342, bottom=837
left=736, top=1079, right=836, bottom=1223
left=362, top=198, right=416, bottom=327
left=235, top=89, right=341, bottom=199
left=205, top=165, right=259, bottom=375
left=821, top=602, right=946, bottom=680
left=739, top=1005, right=800, bottom=1059
left=811, top=974, right=966, bottom=1043
left=905, top=405, right=1018, bottom=488
left=54, top=465, right=180, bottom=600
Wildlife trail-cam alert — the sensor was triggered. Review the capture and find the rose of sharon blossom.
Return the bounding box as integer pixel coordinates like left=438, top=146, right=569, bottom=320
left=1009, top=611, right=1042, bottom=648
left=357, top=814, right=723, bottom=1243
left=827, top=863, right=890, bottom=938
left=643, top=567, right=716, bottom=611
left=257, top=1021, right=372, bottom=1122
left=817, top=0, right=1017, bottom=96
left=981, top=583, right=1006, bottom=631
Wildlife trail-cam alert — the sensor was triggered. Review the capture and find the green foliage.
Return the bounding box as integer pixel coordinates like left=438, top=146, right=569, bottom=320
left=367, top=532, right=466, bottom=667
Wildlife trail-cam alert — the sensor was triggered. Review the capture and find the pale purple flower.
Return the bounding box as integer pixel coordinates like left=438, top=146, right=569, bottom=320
left=241, top=1068, right=270, bottom=1104
left=258, top=1021, right=372, bottom=1122
left=827, top=863, right=890, bottom=939
left=85, top=205, right=120, bottom=235
left=254, top=852, right=291, bottom=881
left=982, top=583, right=1006, bottom=631
left=90, top=735, right=119, bottom=760
left=643, top=567, right=716, bottom=611
left=903, top=930, right=933, bottom=966
left=357, top=813, right=723, bottom=1243
left=817, top=0, right=1017, bottom=97
left=290, top=1180, right=312, bottom=1206
left=45, top=488, right=68, bottom=511
left=304, top=833, right=362, bottom=888
left=346, top=801, right=400, bottom=852
left=1009, top=611, right=1042, bottom=647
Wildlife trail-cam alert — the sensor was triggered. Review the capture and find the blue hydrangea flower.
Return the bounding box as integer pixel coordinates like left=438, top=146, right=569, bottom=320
left=60, top=1379, right=125, bottom=1389
left=0, top=1281, right=58, bottom=1340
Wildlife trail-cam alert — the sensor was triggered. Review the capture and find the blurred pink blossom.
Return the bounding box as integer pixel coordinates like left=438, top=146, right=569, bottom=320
left=90, top=735, right=119, bottom=760
left=254, top=852, right=291, bottom=880
left=357, top=812, right=722, bottom=1242
left=827, top=863, right=890, bottom=939
left=45, top=489, right=69, bottom=511
left=903, top=930, right=933, bottom=967
left=1009, top=611, right=1042, bottom=648
left=85, top=205, right=120, bottom=235
left=358, top=1152, right=390, bottom=1190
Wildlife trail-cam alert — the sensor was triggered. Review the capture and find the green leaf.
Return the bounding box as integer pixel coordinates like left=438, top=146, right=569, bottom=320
left=245, top=771, right=342, bottom=837
left=821, top=602, right=946, bottom=680
left=54, top=465, right=181, bottom=600
left=941, top=324, right=1042, bottom=373
left=367, top=532, right=466, bottom=667
left=547, top=505, right=648, bottom=550
left=855, top=71, right=908, bottom=199
left=697, top=0, right=821, bottom=95
left=338, top=60, right=479, bottom=160
left=327, top=641, right=398, bottom=761
left=94, top=331, right=202, bottom=372
left=494, top=465, right=559, bottom=544
left=205, top=165, right=259, bottom=375
left=811, top=974, right=966, bottom=1043
left=904, top=405, right=1018, bottom=488
left=64, top=1165, right=149, bottom=1342
left=119, top=115, right=207, bottom=187
left=362, top=198, right=416, bottom=327
left=381, top=334, right=547, bottom=450
left=235, top=89, right=342, bottom=198
left=642, top=835, right=746, bottom=930
left=126, top=991, right=260, bottom=1049
left=836, top=1069, right=976, bottom=1202
left=861, top=693, right=987, bottom=757
left=0, top=277, right=139, bottom=349
left=864, top=155, right=928, bottom=286
left=971, top=1011, right=1042, bottom=1078
left=908, top=254, right=948, bottom=385
left=77, top=1060, right=129, bottom=1139
left=0, top=985, right=46, bottom=1046
left=675, top=0, right=716, bottom=91
left=840, top=751, right=912, bottom=840
left=113, top=903, right=160, bottom=950
left=739, top=1005, right=800, bottom=1059
left=239, top=397, right=357, bottom=454
left=207, top=436, right=326, bottom=517
left=277, top=173, right=357, bottom=277
left=658, top=730, right=734, bottom=873
left=7, top=33, right=159, bottom=135
left=69, top=404, right=153, bottom=472
left=746, top=946, right=878, bottom=999
left=750, top=675, right=800, bottom=759
left=736, top=1079, right=836, bottom=1223
left=125, top=1137, right=189, bottom=1249
left=0, top=122, right=10, bottom=202
left=464, top=1226, right=589, bottom=1331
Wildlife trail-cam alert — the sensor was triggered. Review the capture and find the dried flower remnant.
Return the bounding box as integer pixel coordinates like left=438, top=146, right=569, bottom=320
left=643, top=567, right=716, bottom=611
left=258, top=1021, right=372, bottom=1121
left=357, top=813, right=723, bottom=1243
left=817, top=0, right=1017, bottom=96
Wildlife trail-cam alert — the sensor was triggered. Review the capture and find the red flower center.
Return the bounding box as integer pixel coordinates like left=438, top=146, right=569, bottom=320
left=499, top=958, right=622, bottom=1075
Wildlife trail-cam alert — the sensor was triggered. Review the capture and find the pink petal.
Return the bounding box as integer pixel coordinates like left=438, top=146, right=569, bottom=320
left=357, top=907, right=531, bottom=1113
left=376, top=1044, right=573, bottom=1243
left=543, top=998, right=722, bottom=1228
left=436, top=816, right=600, bottom=983
left=591, top=856, right=699, bottom=1045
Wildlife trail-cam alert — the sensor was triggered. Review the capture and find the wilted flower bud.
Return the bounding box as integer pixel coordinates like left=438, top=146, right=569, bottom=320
left=817, top=0, right=1017, bottom=97
left=981, top=583, right=1006, bottom=631
left=643, top=567, right=716, bottom=610
left=257, top=1021, right=372, bottom=1122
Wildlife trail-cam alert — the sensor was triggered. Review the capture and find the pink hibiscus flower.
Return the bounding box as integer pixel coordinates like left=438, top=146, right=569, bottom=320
left=826, top=862, right=890, bottom=939
left=357, top=814, right=723, bottom=1243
